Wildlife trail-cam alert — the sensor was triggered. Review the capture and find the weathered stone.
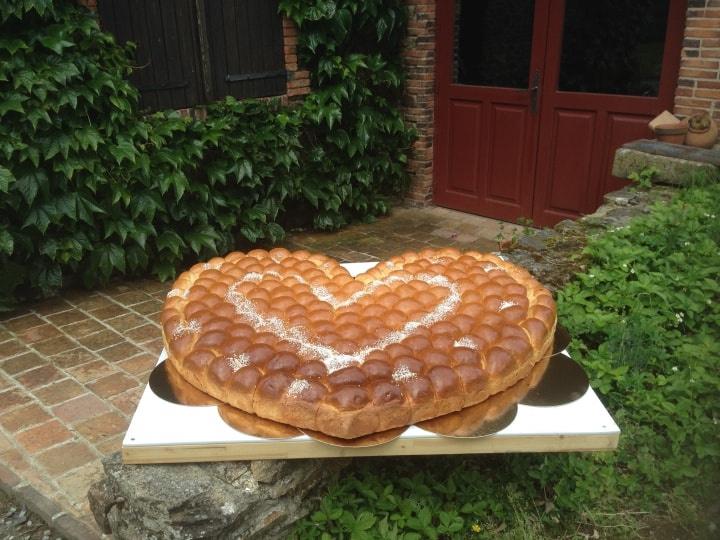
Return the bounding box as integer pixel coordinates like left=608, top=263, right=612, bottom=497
left=88, top=452, right=349, bottom=539
left=603, top=187, right=640, bottom=207
left=612, top=145, right=718, bottom=186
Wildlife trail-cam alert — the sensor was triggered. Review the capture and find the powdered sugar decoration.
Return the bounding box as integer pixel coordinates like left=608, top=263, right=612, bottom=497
left=202, top=262, right=222, bottom=271
left=392, top=365, right=417, bottom=383
left=498, top=300, right=518, bottom=311
left=167, top=288, right=189, bottom=299
left=172, top=319, right=201, bottom=339
left=453, top=336, right=477, bottom=349
left=227, top=353, right=249, bottom=372
left=287, top=379, right=310, bottom=397
left=224, top=270, right=462, bottom=373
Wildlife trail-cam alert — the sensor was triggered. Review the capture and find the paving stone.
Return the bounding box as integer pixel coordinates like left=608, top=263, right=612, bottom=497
left=30, top=297, right=74, bottom=316
left=63, top=318, right=106, bottom=339
left=110, top=290, right=153, bottom=306
left=51, top=347, right=97, bottom=369
left=117, top=353, right=157, bottom=375
left=56, top=460, right=104, bottom=508
left=1, top=340, right=33, bottom=362
left=16, top=419, right=74, bottom=453
left=36, top=440, right=95, bottom=476
left=0, top=404, right=52, bottom=432
left=74, top=295, right=116, bottom=311
left=132, top=299, right=164, bottom=316
left=14, top=364, right=64, bottom=389
left=88, top=304, right=130, bottom=321
left=141, top=337, right=165, bottom=356
left=109, top=387, right=143, bottom=416
left=34, top=378, right=86, bottom=406
left=98, top=341, right=144, bottom=363
left=1, top=351, right=46, bottom=375
left=67, top=360, right=117, bottom=383
left=46, top=309, right=88, bottom=326
left=2, top=314, right=46, bottom=332
left=75, top=411, right=128, bottom=443
left=52, top=393, right=111, bottom=424
left=77, top=329, right=124, bottom=351
left=14, top=324, right=63, bottom=344
left=104, top=313, right=147, bottom=333
left=124, top=324, right=160, bottom=343
left=0, top=448, right=32, bottom=474
left=0, top=388, right=32, bottom=410
left=32, top=335, right=77, bottom=356
left=87, top=372, right=137, bottom=399
left=95, top=434, right=124, bottom=455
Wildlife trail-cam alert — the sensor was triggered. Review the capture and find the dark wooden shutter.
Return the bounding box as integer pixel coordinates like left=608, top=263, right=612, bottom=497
left=98, top=0, right=205, bottom=111
left=97, top=0, right=285, bottom=109
left=203, top=0, right=286, bottom=101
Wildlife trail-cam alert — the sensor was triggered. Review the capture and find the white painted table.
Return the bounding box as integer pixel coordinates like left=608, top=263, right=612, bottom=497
left=122, top=263, right=620, bottom=464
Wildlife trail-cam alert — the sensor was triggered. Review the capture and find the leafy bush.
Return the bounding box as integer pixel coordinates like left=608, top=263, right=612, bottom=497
left=294, top=180, right=720, bottom=539
left=281, top=0, right=413, bottom=229
left=0, top=0, right=413, bottom=308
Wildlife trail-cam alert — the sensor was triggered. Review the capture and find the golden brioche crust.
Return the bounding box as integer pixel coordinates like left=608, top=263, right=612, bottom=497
left=161, top=248, right=557, bottom=438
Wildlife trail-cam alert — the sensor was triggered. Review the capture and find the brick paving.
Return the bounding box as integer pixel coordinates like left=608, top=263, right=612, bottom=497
left=0, top=205, right=520, bottom=536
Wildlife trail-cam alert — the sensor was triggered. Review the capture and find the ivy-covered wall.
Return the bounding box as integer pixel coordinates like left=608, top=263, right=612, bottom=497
left=0, top=0, right=414, bottom=310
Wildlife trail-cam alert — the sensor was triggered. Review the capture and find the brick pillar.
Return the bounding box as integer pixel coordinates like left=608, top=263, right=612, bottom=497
left=77, top=0, right=97, bottom=9
left=282, top=17, right=311, bottom=99
left=675, top=0, right=720, bottom=122
left=402, top=0, right=436, bottom=205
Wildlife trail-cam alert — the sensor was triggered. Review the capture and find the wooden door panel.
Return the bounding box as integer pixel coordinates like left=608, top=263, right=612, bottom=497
left=446, top=101, right=483, bottom=194
left=545, top=110, right=596, bottom=215
left=486, top=104, right=529, bottom=203
left=599, top=114, right=653, bottom=197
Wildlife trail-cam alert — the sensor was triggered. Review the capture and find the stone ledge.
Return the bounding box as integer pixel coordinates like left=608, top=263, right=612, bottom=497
left=612, top=139, right=719, bottom=186
left=0, top=462, right=101, bottom=540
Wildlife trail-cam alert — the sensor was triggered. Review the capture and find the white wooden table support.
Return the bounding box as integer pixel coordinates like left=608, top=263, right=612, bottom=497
left=122, top=262, right=620, bottom=464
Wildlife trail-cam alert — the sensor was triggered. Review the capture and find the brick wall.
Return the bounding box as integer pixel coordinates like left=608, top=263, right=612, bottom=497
left=77, top=1, right=310, bottom=108
left=402, top=0, right=436, bottom=205
left=675, top=0, right=720, bottom=121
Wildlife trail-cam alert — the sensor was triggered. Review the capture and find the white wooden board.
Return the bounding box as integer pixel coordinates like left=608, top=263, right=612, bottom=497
left=122, top=262, right=620, bottom=464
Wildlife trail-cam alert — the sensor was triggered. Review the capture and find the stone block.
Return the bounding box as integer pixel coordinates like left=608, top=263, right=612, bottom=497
left=612, top=139, right=719, bottom=186
left=89, top=452, right=349, bottom=540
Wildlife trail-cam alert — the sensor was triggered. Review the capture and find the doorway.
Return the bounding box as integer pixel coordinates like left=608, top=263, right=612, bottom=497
left=433, top=0, right=686, bottom=227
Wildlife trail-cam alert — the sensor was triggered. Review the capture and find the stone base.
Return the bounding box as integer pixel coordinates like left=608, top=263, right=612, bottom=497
left=612, top=139, right=719, bottom=186
left=88, top=453, right=348, bottom=539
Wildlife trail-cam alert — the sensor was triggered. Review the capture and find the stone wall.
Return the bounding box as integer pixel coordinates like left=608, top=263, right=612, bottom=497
left=675, top=0, right=720, bottom=122
left=402, top=0, right=436, bottom=205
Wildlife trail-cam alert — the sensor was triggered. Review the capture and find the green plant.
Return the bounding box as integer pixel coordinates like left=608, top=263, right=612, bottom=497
left=295, top=180, right=720, bottom=538
left=627, top=166, right=658, bottom=189
left=0, top=0, right=413, bottom=308
left=280, top=0, right=415, bottom=229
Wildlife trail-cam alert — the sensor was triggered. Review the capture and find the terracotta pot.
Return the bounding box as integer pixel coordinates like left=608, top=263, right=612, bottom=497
left=654, top=122, right=687, bottom=145
left=685, top=119, right=718, bottom=149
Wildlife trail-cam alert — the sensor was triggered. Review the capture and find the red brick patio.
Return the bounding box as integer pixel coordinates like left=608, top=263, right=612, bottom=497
left=0, top=206, right=519, bottom=537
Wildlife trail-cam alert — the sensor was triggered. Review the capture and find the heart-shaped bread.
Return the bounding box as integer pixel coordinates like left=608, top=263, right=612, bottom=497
left=161, top=248, right=556, bottom=438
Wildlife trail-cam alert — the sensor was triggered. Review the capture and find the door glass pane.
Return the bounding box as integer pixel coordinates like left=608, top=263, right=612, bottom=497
left=558, top=0, right=670, bottom=96
left=454, top=0, right=535, bottom=88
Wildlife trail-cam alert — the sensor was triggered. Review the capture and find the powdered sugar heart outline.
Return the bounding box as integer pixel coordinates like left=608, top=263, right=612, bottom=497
left=171, top=267, right=470, bottom=374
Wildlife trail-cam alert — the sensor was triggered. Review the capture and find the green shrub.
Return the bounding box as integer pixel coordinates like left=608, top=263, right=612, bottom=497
left=0, top=0, right=413, bottom=309
left=281, top=0, right=414, bottom=229
left=294, top=181, right=720, bottom=539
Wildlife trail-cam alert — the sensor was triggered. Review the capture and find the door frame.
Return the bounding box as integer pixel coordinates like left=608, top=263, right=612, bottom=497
left=433, top=0, right=688, bottom=226
left=530, top=0, right=687, bottom=225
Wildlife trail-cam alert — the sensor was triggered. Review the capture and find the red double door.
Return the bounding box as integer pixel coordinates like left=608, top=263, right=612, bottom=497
left=434, top=0, right=686, bottom=227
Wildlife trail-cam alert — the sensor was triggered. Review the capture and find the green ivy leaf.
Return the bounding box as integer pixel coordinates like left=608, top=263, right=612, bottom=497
left=0, top=166, right=14, bottom=192
left=0, top=229, right=13, bottom=255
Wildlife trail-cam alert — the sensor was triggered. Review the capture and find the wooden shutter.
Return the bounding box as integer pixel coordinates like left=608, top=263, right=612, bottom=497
left=98, top=0, right=205, bottom=111
left=98, top=0, right=286, bottom=109
left=202, top=0, right=286, bottom=101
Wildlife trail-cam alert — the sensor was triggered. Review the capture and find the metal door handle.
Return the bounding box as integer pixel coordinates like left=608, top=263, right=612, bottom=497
left=530, top=71, right=541, bottom=114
